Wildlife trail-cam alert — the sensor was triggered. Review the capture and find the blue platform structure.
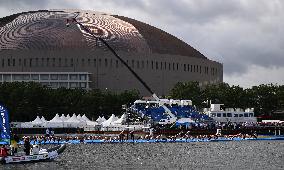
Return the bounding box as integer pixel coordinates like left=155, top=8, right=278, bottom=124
left=131, top=104, right=212, bottom=123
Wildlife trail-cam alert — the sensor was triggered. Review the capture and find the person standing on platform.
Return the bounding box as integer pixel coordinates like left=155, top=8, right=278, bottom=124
left=24, top=137, right=31, bottom=155
left=50, top=129, right=55, bottom=137
left=130, top=131, right=135, bottom=142
left=45, top=128, right=50, bottom=137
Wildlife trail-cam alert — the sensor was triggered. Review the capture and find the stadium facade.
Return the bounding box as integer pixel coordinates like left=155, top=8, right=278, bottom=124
left=0, top=10, right=223, bottom=96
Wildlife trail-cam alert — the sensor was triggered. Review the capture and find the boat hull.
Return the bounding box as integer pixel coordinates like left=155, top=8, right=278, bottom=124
left=0, top=144, right=66, bottom=164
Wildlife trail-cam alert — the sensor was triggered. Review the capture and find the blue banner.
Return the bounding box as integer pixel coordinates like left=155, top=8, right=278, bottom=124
left=0, top=104, right=10, bottom=144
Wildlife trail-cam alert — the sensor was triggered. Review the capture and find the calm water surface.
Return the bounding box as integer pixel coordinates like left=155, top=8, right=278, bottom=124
left=1, top=140, right=284, bottom=170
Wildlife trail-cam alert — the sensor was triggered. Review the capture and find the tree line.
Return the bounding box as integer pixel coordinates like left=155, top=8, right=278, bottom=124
left=170, top=82, right=284, bottom=117
left=0, top=82, right=139, bottom=122
left=1, top=82, right=283, bottom=122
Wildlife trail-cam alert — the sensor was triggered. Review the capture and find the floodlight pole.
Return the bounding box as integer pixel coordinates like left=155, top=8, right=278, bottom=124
left=67, top=12, right=156, bottom=97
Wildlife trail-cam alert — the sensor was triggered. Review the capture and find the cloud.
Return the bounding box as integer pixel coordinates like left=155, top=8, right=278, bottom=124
left=224, top=65, right=284, bottom=88
left=0, top=0, right=283, bottom=87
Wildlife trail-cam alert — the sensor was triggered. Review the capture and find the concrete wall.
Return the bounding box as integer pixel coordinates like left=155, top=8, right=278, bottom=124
left=0, top=48, right=223, bottom=96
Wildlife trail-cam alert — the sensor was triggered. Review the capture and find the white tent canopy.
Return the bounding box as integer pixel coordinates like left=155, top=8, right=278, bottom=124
left=102, top=114, right=119, bottom=127
left=46, top=114, right=64, bottom=127
left=113, top=113, right=127, bottom=124
left=101, top=116, right=107, bottom=122
left=66, top=114, right=71, bottom=120
left=31, top=116, right=43, bottom=125
left=66, top=114, right=81, bottom=123
left=40, top=116, right=47, bottom=123
left=82, top=114, right=91, bottom=122
left=49, top=114, right=63, bottom=123
left=77, top=114, right=84, bottom=121
left=60, top=114, right=67, bottom=121
left=96, top=116, right=102, bottom=122
left=65, top=114, right=86, bottom=127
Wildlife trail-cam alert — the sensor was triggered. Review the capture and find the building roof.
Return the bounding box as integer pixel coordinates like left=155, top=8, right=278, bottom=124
left=0, top=9, right=206, bottom=59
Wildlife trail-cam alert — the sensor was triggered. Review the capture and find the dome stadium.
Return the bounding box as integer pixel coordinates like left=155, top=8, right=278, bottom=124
left=0, top=9, right=223, bottom=96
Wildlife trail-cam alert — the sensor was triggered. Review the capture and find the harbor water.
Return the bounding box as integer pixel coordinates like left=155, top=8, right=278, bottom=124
left=2, top=140, right=284, bottom=170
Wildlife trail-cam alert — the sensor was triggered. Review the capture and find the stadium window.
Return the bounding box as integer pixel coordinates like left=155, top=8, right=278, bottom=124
left=191, top=65, right=192, bottom=72
left=35, top=58, right=38, bottom=67
left=184, top=64, right=186, bottom=71
left=105, top=58, right=108, bottom=67
left=200, top=65, right=202, bottom=74
left=116, top=60, right=118, bottom=68
left=94, top=59, right=97, bottom=67
left=131, top=60, right=134, bottom=68
left=82, top=58, right=85, bottom=67
left=177, top=63, right=179, bottom=70
left=156, top=62, right=158, bottom=69
left=47, top=58, right=50, bottom=67
left=2, top=59, right=4, bottom=67
left=173, top=63, right=175, bottom=71
left=52, top=58, right=55, bottom=67
left=29, top=58, right=32, bottom=67
left=19, top=59, right=22, bottom=66
left=194, top=65, right=196, bottom=72
left=70, top=58, right=74, bottom=67
left=99, top=58, right=101, bottom=67
left=88, top=58, right=91, bottom=67
left=58, top=58, right=61, bottom=67
left=164, top=62, right=167, bottom=70
left=168, top=63, right=171, bottom=70
left=64, top=58, right=67, bottom=67
left=146, top=60, right=149, bottom=68
left=160, top=62, right=162, bottom=70
left=12, top=58, right=15, bottom=67
left=151, top=61, right=154, bottom=69
left=8, top=59, right=10, bottom=66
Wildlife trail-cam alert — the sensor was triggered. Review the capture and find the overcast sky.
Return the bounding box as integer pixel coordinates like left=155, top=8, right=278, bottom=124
left=0, top=0, right=283, bottom=88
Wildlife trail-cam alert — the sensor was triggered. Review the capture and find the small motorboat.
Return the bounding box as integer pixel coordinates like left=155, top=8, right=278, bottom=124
left=0, top=144, right=66, bottom=164
left=0, top=104, right=67, bottom=164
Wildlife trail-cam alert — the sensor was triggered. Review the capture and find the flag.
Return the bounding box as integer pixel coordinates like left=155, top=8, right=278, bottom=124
left=0, top=104, right=11, bottom=144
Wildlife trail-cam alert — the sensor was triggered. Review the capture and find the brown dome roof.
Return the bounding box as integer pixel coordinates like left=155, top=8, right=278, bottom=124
left=0, top=10, right=206, bottom=59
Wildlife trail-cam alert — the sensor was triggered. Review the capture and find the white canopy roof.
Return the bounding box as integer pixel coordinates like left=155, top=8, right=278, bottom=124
left=96, top=116, right=103, bottom=123
left=66, top=114, right=82, bottom=123
left=86, top=120, right=98, bottom=126
left=101, top=116, right=107, bottom=122
left=31, top=116, right=43, bottom=125
left=102, top=114, right=119, bottom=127
left=49, top=114, right=63, bottom=122
left=82, top=114, right=91, bottom=122
left=60, top=114, right=67, bottom=121
left=113, top=113, right=127, bottom=124
left=40, top=116, right=47, bottom=122
left=77, top=114, right=84, bottom=121
left=66, top=114, right=71, bottom=120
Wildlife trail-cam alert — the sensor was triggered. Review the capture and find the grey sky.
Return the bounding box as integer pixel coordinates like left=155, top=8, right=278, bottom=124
left=0, top=0, right=283, bottom=87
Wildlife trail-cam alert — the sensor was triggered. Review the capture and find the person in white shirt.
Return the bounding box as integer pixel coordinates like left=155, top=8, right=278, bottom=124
left=31, top=145, right=40, bottom=155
